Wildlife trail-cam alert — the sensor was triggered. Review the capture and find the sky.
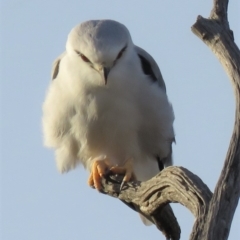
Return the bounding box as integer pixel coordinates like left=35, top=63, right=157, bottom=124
left=1, top=1, right=239, bottom=240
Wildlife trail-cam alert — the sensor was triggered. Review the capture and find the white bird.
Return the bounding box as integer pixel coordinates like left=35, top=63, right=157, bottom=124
left=42, top=19, right=175, bottom=224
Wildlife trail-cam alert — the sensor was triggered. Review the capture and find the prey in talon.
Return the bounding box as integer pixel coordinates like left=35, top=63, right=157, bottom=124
left=42, top=19, right=175, bottom=226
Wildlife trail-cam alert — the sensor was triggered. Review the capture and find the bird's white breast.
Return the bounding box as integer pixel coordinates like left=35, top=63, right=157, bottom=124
left=43, top=52, right=174, bottom=179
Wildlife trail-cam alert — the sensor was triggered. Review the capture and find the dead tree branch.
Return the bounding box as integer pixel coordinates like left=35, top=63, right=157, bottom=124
left=101, top=166, right=212, bottom=240
left=191, top=0, right=240, bottom=239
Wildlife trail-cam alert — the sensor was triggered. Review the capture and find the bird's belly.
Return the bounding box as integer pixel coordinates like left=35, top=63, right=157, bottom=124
left=83, top=93, right=140, bottom=165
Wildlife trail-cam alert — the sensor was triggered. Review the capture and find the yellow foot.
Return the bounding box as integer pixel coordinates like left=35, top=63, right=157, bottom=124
left=88, top=157, right=111, bottom=191
left=110, top=158, right=136, bottom=184
left=87, top=157, right=136, bottom=191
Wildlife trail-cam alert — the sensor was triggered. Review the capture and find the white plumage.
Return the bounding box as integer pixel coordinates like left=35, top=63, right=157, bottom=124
left=43, top=19, right=174, bottom=210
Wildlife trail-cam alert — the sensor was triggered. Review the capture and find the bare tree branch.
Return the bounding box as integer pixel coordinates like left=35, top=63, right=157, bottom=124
left=191, top=0, right=240, bottom=239
left=101, top=166, right=212, bottom=240
left=210, top=0, right=229, bottom=22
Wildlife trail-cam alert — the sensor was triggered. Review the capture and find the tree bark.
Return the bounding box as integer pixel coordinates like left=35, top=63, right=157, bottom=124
left=100, top=0, right=240, bottom=239
left=191, top=0, right=240, bottom=239
left=101, top=166, right=212, bottom=240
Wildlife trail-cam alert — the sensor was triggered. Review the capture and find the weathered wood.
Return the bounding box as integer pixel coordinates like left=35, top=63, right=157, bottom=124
left=191, top=0, right=240, bottom=239
left=101, top=166, right=212, bottom=239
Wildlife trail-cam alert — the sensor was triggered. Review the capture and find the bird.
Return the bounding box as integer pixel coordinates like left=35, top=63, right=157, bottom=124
left=42, top=19, right=175, bottom=224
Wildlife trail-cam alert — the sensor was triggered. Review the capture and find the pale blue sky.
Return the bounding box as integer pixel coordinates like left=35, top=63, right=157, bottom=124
left=1, top=1, right=239, bottom=239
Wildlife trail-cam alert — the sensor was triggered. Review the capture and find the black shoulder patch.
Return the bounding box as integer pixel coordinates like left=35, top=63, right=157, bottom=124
left=138, top=54, right=157, bottom=82
left=156, top=156, right=164, bottom=171
left=52, top=59, right=61, bottom=80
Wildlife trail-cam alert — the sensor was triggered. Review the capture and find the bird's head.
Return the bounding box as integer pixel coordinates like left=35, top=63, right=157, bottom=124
left=66, top=20, right=133, bottom=85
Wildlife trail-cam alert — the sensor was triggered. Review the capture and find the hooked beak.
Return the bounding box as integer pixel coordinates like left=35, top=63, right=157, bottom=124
left=99, top=67, right=110, bottom=85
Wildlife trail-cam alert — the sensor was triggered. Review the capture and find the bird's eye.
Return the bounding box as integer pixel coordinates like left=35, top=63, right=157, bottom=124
left=80, top=54, right=90, bottom=63
left=116, top=46, right=127, bottom=60
left=75, top=50, right=91, bottom=63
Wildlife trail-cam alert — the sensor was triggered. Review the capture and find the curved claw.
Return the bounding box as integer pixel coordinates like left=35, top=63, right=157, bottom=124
left=88, top=157, right=136, bottom=191
left=88, top=158, right=110, bottom=191
left=110, top=158, right=136, bottom=190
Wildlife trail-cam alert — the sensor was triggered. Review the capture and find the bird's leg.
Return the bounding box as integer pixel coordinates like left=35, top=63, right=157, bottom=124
left=88, top=157, right=111, bottom=191
left=110, top=158, right=136, bottom=189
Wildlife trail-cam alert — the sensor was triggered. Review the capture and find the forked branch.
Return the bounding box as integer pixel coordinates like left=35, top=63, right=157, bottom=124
left=101, top=166, right=212, bottom=240
left=191, top=0, right=240, bottom=239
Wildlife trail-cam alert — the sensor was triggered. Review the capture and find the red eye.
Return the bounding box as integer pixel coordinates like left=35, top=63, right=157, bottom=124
left=75, top=50, right=90, bottom=63
left=80, top=53, right=90, bottom=63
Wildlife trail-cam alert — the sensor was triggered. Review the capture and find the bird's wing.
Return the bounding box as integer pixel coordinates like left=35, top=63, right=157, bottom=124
left=135, top=45, right=174, bottom=168
left=134, top=45, right=166, bottom=92
left=51, top=52, right=67, bottom=81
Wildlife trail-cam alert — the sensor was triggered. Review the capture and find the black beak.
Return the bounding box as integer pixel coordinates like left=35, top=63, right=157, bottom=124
left=103, top=67, right=110, bottom=85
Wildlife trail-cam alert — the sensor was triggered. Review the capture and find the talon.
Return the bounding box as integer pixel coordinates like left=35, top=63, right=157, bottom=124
left=110, top=158, right=136, bottom=188
left=120, top=181, right=126, bottom=191
left=88, top=157, right=136, bottom=191
left=87, top=158, right=110, bottom=191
